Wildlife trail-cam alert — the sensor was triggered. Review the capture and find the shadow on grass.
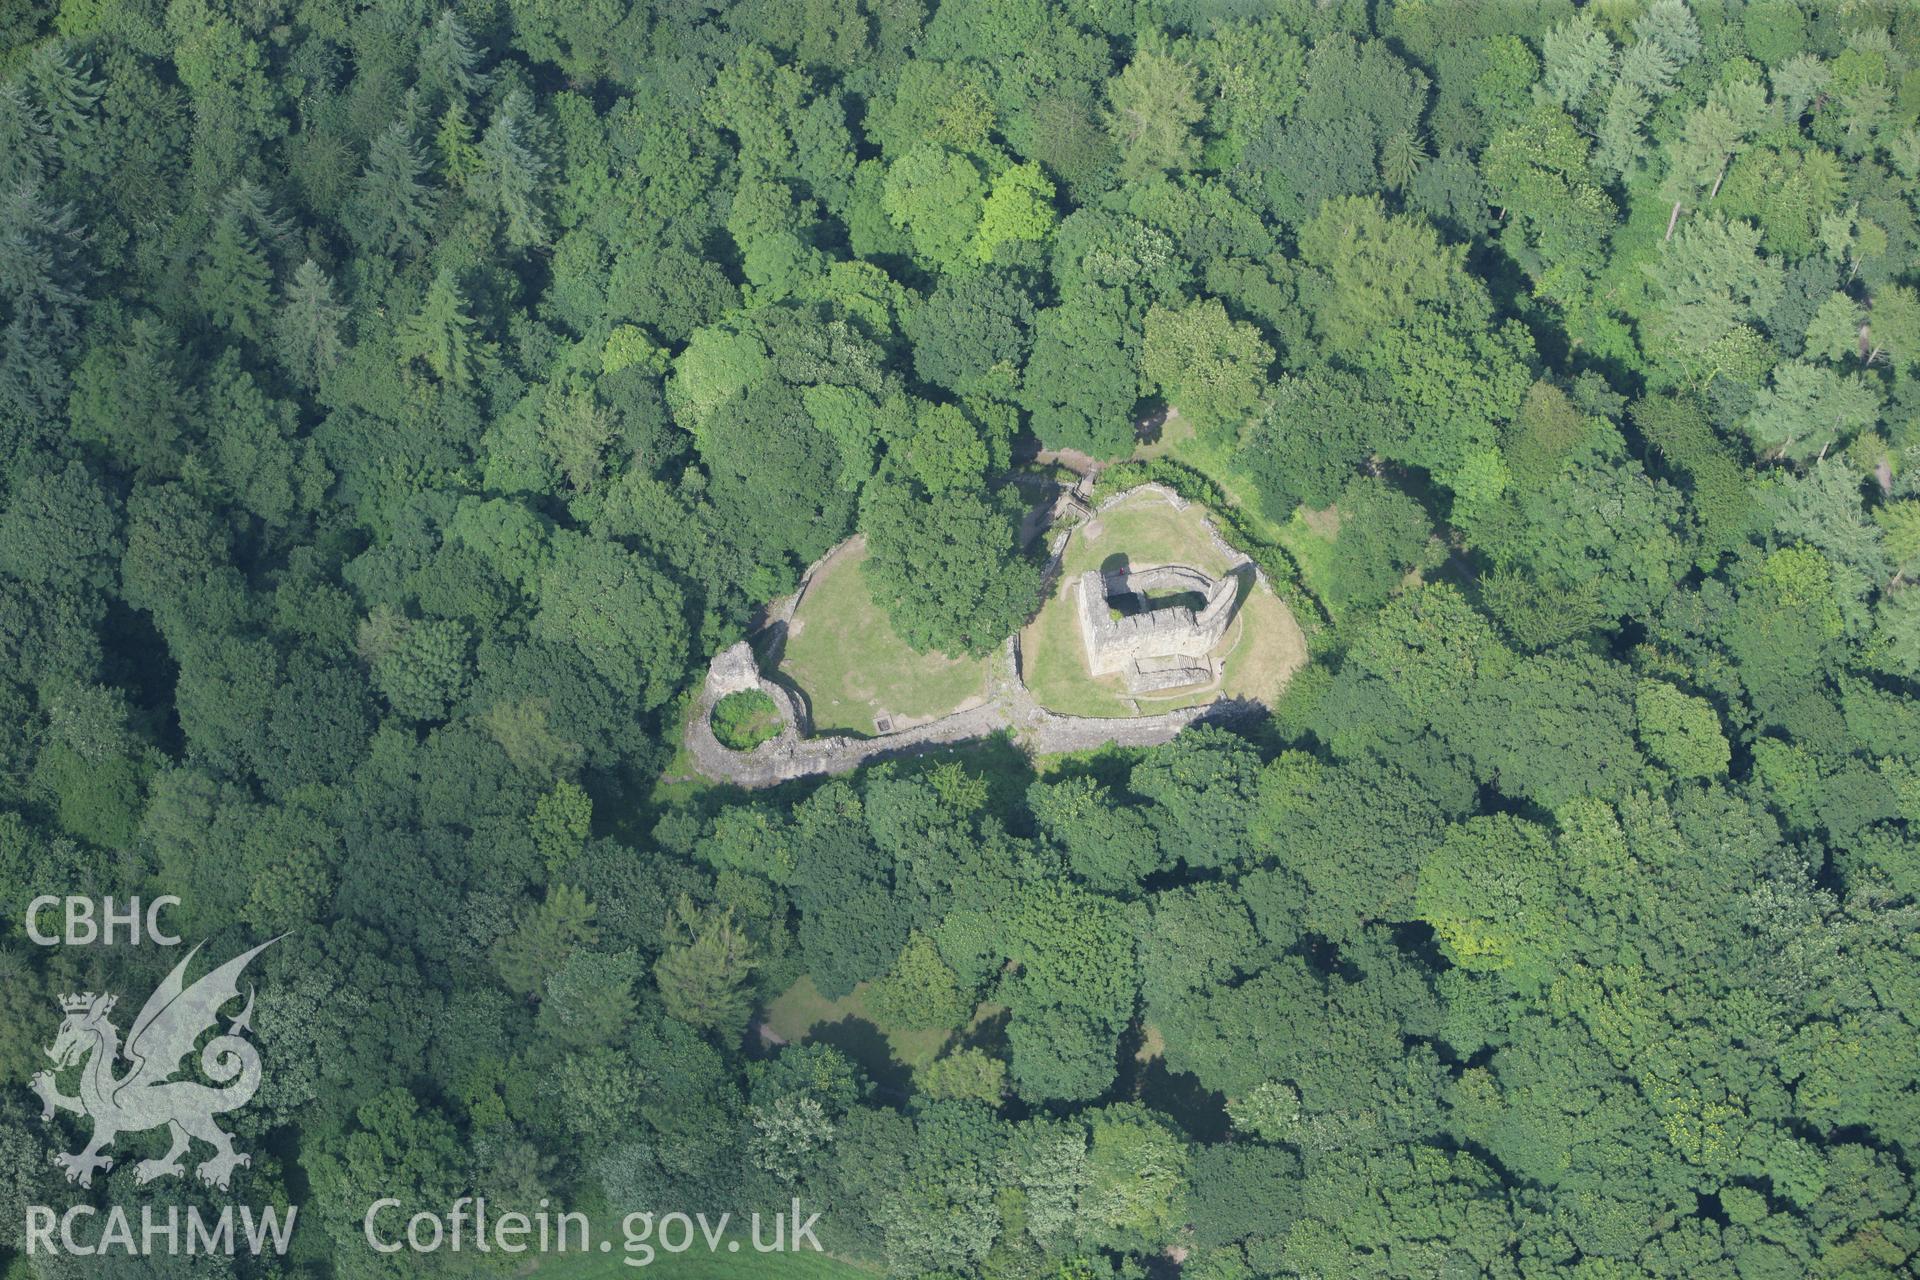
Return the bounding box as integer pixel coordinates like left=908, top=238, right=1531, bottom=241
left=806, top=1015, right=913, bottom=1100
left=1115, top=1023, right=1232, bottom=1143
left=955, top=1006, right=1011, bottom=1059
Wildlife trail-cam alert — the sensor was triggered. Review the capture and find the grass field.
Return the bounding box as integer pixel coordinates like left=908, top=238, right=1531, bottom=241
left=1133, top=410, right=1291, bottom=545
left=777, top=541, right=993, bottom=736
left=1021, top=489, right=1307, bottom=718
left=1274, top=504, right=1346, bottom=623
left=1136, top=410, right=1355, bottom=613
left=762, top=976, right=957, bottom=1096
left=532, top=1239, right=876, bottom=1278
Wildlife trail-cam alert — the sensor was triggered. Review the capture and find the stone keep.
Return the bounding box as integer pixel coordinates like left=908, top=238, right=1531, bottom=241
left=1076, top=564, right=1241, bottom=692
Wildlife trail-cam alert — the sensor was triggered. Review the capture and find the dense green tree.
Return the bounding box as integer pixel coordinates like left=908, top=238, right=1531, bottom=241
left=397, top=267, right=481, bottom=389
left=1004, top=882, right=1136, bottom=1103
left=1140, top=297, right=1272, bottom=438
left=868, top=931, right=970, bottom=1031
left=1742, top=361, right=1883, bottom=463
left=1022, top=295, right=1138, bottom=457
left=1416, top=813, right=1560, bottom=977
left=351, top=123, right=434, bottom=258
left=1482, top=103, right=1617, bottom=298
left=1635, top=679, right=1730, bottom=780
left=906, top=268, right=1034, bottom=402
left=882, top=144, right=986, bottom=270
left=973, top=162, right=1056, bottom=262
left=860, top=475, right=1039, bottom=658
left=1080, top=1107, right=1188, bottom=1250
left=494, top=882, right=597, bottom=997
left=1104, top=47, right=1203, bottom=181
left=203, top=354, right=321, bottom=528
left=654, top=895, right=759, bottom=1033
left=1128, top=726, right=1262, bottom=872
left=917, top=1048, right=1006, bottom=1105
left=1235, top=370, right=1377, bottom=518
left=6, top=9, right=1920, bottom=1278
left=1246, top=34, right=1428, bottom=228
left=1644, top=216, right=1783, bottom=373
left=532, top=534, right=685, bottom=709
left=68, top=314, right=186, bottom=475
left=1455, top=647, right=1644, bottom=809
left=1320, top=476, right=1434, bottom=614
left=0, top=460, right=117, bottom=589
left=418, top=9, right=488, bottom=106
left=1029, top=774, right=1163, bottom=892
left=1295, top=195, right=1458, bottom=356
left=307, top=1090, right=468, bottom=1280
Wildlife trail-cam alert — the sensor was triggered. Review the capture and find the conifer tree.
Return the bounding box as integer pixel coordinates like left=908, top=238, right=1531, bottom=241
left=353, top=123, right=433, bottom=257
left=69, top=315, right=189, bottom=475
left=0, top=178, right=89, bottom=416
left=653, top=896, right=759, bottom=1032
left=0, top=320, right=65, bottom=421
left=22, top=44, right=99, bottom=150
left=275, top=259, right=348, bottom=387
left=0, top=177, right=89, bottom=337
left=435, top=100, right=480, bottom=187
left=0, top=82, right=51, bottom=187
left=198, top=202, right=273, bottom=339
left=397, top=266, right=477, bottom=388
left=474, top=90, right=548, bottom=248
left=221, top=179, right=295, bottom=261
left=418, top=10, right=487, bottom=106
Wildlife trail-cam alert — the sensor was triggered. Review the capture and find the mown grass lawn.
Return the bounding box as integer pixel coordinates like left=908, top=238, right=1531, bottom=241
left=760, top=974, right=1009, bottom=1103
left=1137, top=410, right=1351, bottom=613
left=1273, top=503, right=1347, bottom=624
left=1133, top=409, right=1291, bottom=545
left=1021, top=488, right=1306, bottom=718
left=532, top=1239, right=876, bottom=1278
left=777, top=541, right=993, bottom=736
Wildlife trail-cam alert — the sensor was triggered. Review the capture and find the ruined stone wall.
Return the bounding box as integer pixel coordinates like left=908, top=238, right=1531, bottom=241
left=1077, top=565, right=1240, bottom=677
left=1193, top=572, right=1238, bottom=630
left=683, top=636, right=1263, bottom=789
left=680, top=484, right=1283, bottom=789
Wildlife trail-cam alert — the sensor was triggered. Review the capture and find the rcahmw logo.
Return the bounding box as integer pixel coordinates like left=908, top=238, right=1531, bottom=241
left=24, top=936, right=299, bottom=1258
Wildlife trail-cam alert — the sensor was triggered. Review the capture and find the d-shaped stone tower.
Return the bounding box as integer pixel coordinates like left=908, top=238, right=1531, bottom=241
left=1076, top=563, right=1242, bottom=692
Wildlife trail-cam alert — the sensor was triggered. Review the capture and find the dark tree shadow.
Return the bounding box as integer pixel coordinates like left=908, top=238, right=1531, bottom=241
left=955, top=1006, right=1011, bottom=1059
left=1136, top=1058, right=1231, bottom=1143
left=1141, top=1253, right=1183, bottom=1280
left=805, top=1016, right=912, bottom=1100
left=1135, top=398, right=1170, bottom=446
left=1191, top=696, right=1267, bottom=730
left=868, top=731, right=1034, bottom=824
left=752, top=620, right=789, bottom=668
left=1112, top=1024, right=1231, bottom=1142
left=1037, top=743, right=1147, bottom=794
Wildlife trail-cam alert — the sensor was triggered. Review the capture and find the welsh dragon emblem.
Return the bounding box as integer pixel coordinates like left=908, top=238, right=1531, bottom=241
left=31, top=940, right=277, bottom=1191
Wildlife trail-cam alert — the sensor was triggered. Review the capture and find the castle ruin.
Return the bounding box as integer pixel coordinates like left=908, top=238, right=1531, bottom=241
left=1077, top=564, right=1242, bottom=693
